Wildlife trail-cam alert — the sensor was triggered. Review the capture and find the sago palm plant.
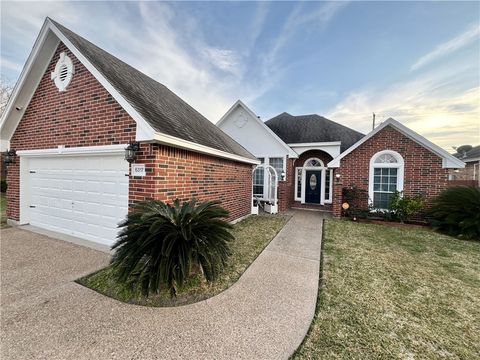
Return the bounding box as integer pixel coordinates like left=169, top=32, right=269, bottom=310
left=111, top=199, right=234, bottom=297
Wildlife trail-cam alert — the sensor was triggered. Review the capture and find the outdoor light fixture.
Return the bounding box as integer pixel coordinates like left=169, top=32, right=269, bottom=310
left=335, top=173, right=341, bottom=179
left=281, top=171, right=286, bottom=181
left=124, top=142, right=140, bottom=163
left=454, top=169, right=460, bottom=173
left=3, top=149, right=16, bottom=166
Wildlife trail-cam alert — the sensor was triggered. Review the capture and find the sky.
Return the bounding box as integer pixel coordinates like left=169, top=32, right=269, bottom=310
left=1, top=1, right=479, bottom=151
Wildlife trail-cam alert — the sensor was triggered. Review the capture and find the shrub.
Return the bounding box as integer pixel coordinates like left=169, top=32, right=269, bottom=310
left=111, top=199, right=234, bottom=297
left=389, top=191, right=425, bottom=223
left=342, top=186, right=370, bottom=219
left=427, top=186, right=480, bottom=240
left=0, top=180, right=6, bottom=193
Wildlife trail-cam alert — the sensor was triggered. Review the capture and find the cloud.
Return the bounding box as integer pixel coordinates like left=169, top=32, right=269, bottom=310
left=327, top=61, right=480, bottom=150
left=1, top=57, right=23, bottom=74
left=411, top=23, right=480, bottom=71
left=265, top=2, right=347, bottom=72
left=0, top=1, right=245, bottom=121
left=203, top=47, right=241, bottom=75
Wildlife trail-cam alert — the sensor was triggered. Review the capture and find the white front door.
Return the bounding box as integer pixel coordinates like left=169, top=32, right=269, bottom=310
left=27, top=154, right=129, bottom=245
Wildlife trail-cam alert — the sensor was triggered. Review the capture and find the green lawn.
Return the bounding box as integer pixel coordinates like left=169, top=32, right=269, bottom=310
left=0, top=194, right=7, bottom=228
left=78, top=214, right=290, bottom=307
left=294, top=219, right=480, bottom=359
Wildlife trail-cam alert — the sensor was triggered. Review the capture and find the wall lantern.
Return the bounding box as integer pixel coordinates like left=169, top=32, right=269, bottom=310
left=3, top=149, right=16, bottom=166
left=124, top=142, right=140, bottom=163
left=281, top=171, right=286, bottom=181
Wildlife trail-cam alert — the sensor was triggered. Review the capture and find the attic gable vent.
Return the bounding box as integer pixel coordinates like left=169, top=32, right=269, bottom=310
left=51, top=52, right=74, bottom=91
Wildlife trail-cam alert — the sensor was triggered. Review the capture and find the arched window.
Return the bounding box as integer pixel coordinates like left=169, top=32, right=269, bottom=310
left=369, top=150, right=404, bottom=209
left=304, top=158, right=324, bottom=167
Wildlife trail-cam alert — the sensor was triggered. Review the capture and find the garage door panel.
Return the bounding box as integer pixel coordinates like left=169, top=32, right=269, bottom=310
left=28, top=154, right=129, bottom=245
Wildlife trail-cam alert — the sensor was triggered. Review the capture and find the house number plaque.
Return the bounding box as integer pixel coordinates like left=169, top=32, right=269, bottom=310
left=131, top=163, right=146, bottom=177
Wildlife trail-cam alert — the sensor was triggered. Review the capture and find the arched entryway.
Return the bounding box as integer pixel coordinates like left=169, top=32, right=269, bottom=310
left=294, top=151, right=333, bottom=205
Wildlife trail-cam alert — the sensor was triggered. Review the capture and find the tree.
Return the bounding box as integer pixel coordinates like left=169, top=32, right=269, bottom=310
left=0, top=77, right=15, bottom=117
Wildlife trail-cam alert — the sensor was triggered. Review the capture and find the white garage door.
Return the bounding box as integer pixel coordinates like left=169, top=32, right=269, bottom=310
left=28, top=155, right=129, bottom=245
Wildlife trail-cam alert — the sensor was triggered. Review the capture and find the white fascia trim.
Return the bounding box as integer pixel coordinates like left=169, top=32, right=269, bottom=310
left=217, top=100, right=298, bottom=158
left=328, top=118, right=465, bottom=169
left=153, top=132, right=260, bottom=165
left=17, top=144, right=127, bottom=157
left=287, top=141, right=341, bottom=147
left=2, top=19, right=254, bottom=165
left=0, top=20, right=58, bottom=136
left=46, top=20, right=157, bottom=142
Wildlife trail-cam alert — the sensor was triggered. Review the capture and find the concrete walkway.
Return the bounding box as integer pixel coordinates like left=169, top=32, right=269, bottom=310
left=1, top=210, right=324, bottom=360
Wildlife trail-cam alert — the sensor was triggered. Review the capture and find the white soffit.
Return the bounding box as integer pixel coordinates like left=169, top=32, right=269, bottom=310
left=0, top=19, right=257, bottom=165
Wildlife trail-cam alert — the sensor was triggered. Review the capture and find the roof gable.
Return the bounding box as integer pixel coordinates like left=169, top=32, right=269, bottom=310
left=0, top=18, right=257, bottom=164
left=217, top=100, right=298, bottom=158
left=328, top=118, right=465, bottom=169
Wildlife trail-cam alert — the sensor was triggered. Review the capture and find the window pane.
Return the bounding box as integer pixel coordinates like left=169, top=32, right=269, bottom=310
left=325, top=170, right=331, bottom=200
left=296, top=168, right=302, bottom=198
left=374, top=168, right=381, bottom=175
left=253, top=167, right=264, bottom=197
left=269, top=157, right=284, bottom=178
left=253, top=185, right=264, bottom=196
left=390, top=168, right=397, bottom=176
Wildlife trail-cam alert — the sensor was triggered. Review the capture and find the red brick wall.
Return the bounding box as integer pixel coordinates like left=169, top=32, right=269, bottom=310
left=278, top=157, right=295, bottom=211
left=130, top=144, right=252, bottom=221
left=332, top=125, right=449, bottom=217
left=278, top=150, right=333, bottom=212
left=6, top=42, right=252, bottom=222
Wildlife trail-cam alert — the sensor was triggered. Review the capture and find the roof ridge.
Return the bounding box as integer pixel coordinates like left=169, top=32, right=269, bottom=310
left=46, top=18, right=257, bottom=161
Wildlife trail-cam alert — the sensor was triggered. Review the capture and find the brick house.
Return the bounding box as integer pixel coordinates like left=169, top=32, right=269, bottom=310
left=0, top=19, right=258, bottom=245
left=218, top=101, right=465, bottom=217
left=449, top=145, right=480, bottom=187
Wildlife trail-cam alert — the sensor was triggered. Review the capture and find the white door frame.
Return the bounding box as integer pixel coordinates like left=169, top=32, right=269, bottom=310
left=299, top=157, right=328, bottom=205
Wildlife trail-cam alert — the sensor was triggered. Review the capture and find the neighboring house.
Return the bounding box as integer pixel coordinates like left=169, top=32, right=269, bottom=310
left=449, top=145, right=480, bottom=186
left=218, top=101, right=465, bottom=217
left=0, top=18, right=258, bottom=245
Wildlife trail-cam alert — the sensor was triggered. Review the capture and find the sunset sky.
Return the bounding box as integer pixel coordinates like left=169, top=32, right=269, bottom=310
left=2, top=1, right=479, bottom=151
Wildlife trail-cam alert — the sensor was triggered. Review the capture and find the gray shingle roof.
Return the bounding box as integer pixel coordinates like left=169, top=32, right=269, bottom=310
left=50, top=19, right=255, bottom=160
left=265, top=113, right=365, bottom=152
left=453, top=145, right=480, bottom=162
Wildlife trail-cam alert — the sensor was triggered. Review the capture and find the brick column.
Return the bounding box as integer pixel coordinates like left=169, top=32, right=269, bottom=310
left=332, top=169, right=343, bottom=218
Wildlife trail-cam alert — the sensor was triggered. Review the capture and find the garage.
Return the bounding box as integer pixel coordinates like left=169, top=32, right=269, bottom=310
left=19, top=147, right=129, bottom=245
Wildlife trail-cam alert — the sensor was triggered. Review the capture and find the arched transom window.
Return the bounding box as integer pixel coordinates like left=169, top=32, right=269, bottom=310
left=304, top=158, right=324, bottom=167
left=369, top=150, right=404, bottom=209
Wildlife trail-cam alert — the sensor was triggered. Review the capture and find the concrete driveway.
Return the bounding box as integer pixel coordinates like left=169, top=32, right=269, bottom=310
left=1, top=211, right=324, bottom=360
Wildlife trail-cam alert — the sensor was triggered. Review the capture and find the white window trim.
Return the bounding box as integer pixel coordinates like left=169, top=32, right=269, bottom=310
left=253, top=156, right=286, bottom=200
left=368, top=150, right=404, bottom=210
left=267, top=156, right=286, bottom=180
left=324, top=169, right=333, bottom=204
left=294, top=167, right=302, bottom=201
